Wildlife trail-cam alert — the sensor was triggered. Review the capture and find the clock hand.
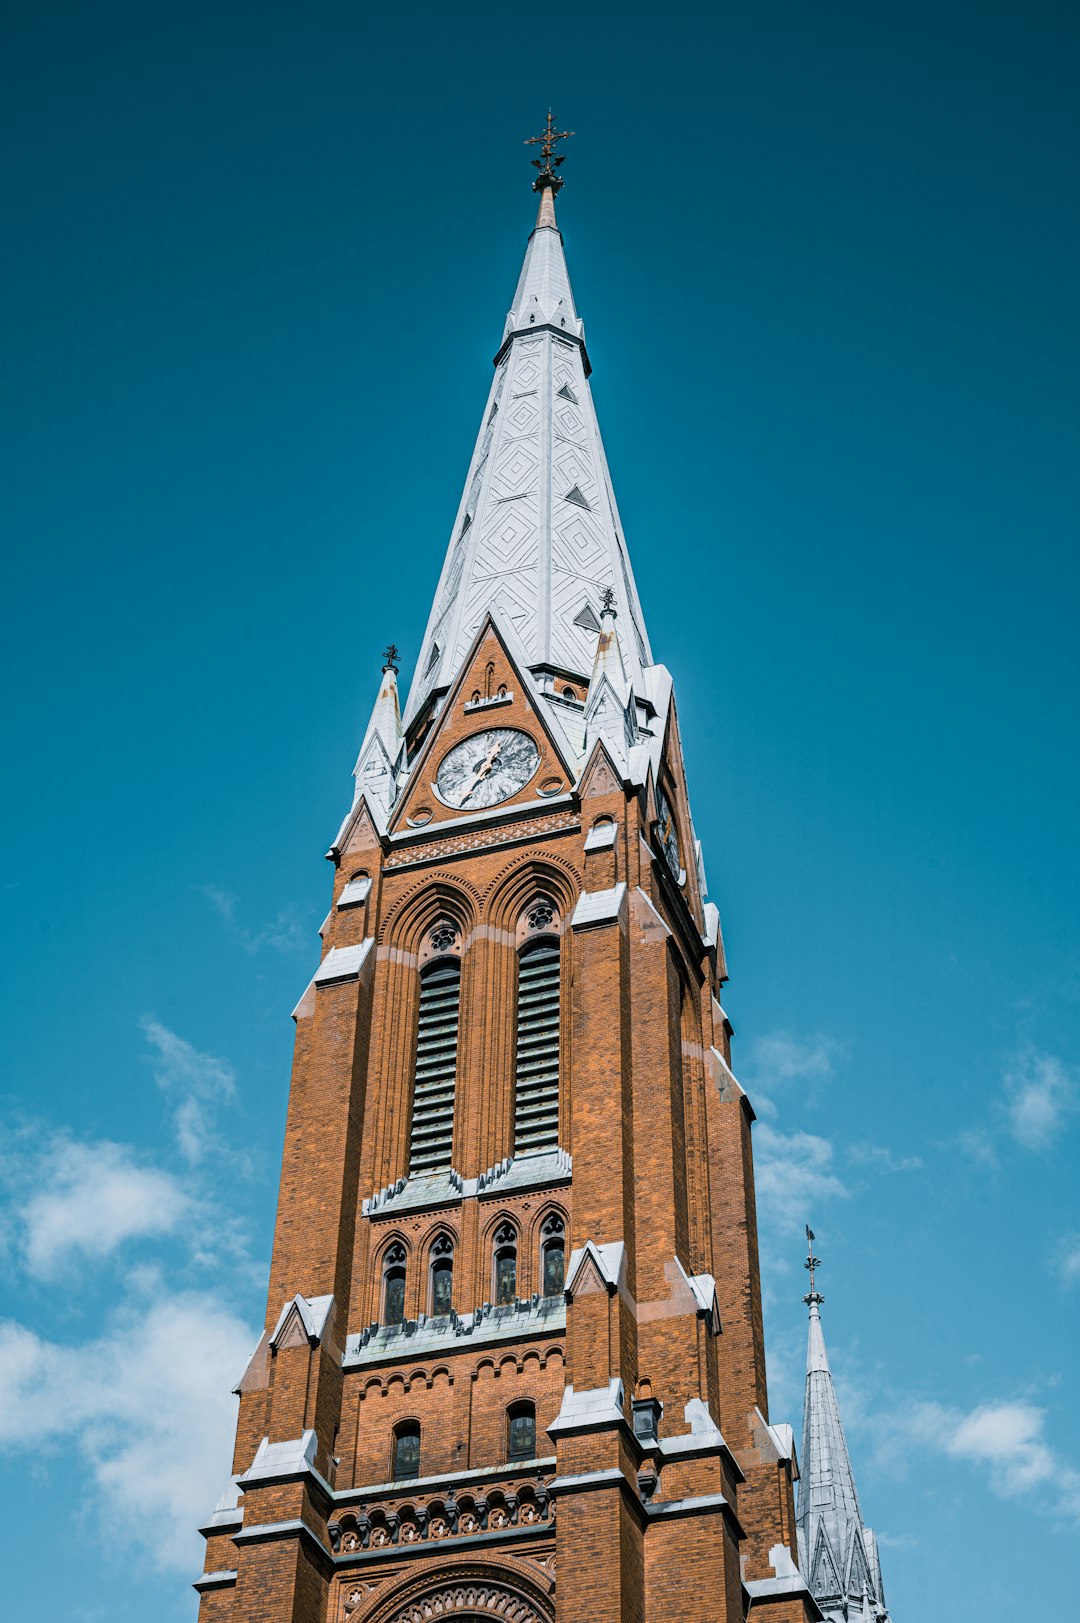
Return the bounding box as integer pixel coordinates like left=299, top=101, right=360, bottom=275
left=459, top=742, right=502, bottom=803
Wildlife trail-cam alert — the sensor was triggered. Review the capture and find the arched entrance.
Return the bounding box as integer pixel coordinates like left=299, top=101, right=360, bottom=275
left=348, top=1557, right=555, bottom=1623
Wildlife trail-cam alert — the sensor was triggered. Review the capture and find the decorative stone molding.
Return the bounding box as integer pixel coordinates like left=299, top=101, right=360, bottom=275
left=385, top=811, right=579, bottom=872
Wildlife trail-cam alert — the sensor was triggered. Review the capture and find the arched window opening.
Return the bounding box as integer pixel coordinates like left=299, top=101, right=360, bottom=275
left=514, top=921, right=560, bottom=1154
left=493, top=1222, right=518, bottom=1306
left=541, top=1213, right=565, bottom=1298
left=392, top=1421, right=421, bottom=1481
left=409, top=947, right=461, bottom=1175
left=383, top=1243, right=407, bottom=1326
left=429, top=1234, right=454, bottom=1317
left=507, top=1401, right=537, bottom=1462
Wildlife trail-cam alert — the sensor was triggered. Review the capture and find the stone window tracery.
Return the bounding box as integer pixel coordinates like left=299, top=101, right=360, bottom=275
left=382, top=1242, right=407, bottom=1325
left=429, top=1233, right=454, bottom=1316
left=493, top=1221, right=518, bottom=1305
left=541, top=1213, right=565, bottom=1297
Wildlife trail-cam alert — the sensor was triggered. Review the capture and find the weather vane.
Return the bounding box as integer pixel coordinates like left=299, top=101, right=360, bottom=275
left=803, top=1224, right=824, bottom=1308
left=524, top=109, right=574, bottom=193
left=382, top=643, right=400, bottom=673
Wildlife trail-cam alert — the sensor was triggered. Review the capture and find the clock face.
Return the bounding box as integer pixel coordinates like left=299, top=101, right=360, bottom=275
left=435, top=728, right=540, bottom=810
left=657, top=789, right=681, bottom=879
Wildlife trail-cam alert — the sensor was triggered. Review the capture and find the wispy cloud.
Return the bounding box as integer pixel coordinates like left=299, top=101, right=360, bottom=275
left=741, top=1030, right=843, bottom=1114
left=8, top=1136, right=191, bottom=1281
left=0, top=1287, right=256, bottom=1572
left=1001, top=1051, right=1078, bottom=1152
left=848, top=1142, right=923, bottom=1174
left=1055, top=1231, right=1080, bottom=1287
left=754, top=1123, right=849, bottom=1230
left=140, top=1016, right=237, bottom=1165
left=891, top=1399, right=1080, bottom=1525
left=199, top=883, right=309, bottom=956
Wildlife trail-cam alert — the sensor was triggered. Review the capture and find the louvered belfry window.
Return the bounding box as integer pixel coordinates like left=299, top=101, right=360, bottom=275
left=514, top=919, right=561, bottom=1153
left=409, top=944, right=461, bottom=1175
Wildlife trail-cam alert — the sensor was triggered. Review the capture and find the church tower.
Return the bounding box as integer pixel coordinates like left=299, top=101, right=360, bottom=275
left=797, top=1238, right=891, bottom=1622
left=196, top=120, right=823, bottom=1623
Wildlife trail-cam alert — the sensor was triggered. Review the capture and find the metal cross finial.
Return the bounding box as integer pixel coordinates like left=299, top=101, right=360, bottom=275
left=382, top=643, right=400, bottom=674
left=803, top=1224, right=824, bottom=1308
left=524, top=109, right=574, bottom=193
left=600, top=585, right=617, bottom=616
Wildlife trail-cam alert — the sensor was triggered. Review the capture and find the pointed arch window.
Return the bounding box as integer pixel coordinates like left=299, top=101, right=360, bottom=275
left=540, top=1213, right=565, bottom=1298
left=409, top=934, right=461, bottom=1175
left=382, top=1243, right=407, bottom=1326
left=493, top=1222, right=518, bottom=1306
left=514, top=907, right=561, bottom=1153
left=429, top=1234, right=454, bottom=1317
left=392, top=1421, right=421, bottom=1481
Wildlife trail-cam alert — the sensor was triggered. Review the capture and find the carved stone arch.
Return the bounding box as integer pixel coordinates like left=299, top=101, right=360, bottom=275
left=479, top=1207, right=521, bottom=1249
left=377, top=872, right=482, bottom=951
left=358, top=1556, right=555, bottom=1623
left=374, top=1228, right=413, bottom=1266
left=482, top=853, right=578, bottom=933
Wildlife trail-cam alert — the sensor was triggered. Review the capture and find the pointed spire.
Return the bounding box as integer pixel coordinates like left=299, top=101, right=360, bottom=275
left=583, top=590, right=636, bottom=771
left=797, top=1233, right=891, bottom=1622
left=351, top=648, right=405, bottom=824
left=403, top=134, right=653, bottom=731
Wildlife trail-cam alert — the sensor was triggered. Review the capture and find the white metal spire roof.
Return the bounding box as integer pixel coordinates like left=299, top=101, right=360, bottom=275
left=797, top=1242, right=891, bottom=1622
left=402, top=181, right=652, bottom=727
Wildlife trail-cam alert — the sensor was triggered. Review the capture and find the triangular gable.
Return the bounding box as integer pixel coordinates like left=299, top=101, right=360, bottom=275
left=388, top=611, right=579, bottom=835
left=578, top=739, right=624, bottom=799
left=328, top=797, right=383, bottom=863
left=811, top=1521, right=843, bottom=1599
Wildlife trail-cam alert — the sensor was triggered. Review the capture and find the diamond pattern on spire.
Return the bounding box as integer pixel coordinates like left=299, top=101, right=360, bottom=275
left=403, top=198, right=653, bottom=724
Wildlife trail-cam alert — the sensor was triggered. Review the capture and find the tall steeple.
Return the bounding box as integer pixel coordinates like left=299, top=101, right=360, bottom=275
left=797, top=1232, right=892, bottom=1622
left=403, top=117, right=652, bottom=729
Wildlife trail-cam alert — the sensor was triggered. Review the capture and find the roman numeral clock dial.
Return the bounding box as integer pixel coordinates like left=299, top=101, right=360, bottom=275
left=435, top=727, right=540, bottom=809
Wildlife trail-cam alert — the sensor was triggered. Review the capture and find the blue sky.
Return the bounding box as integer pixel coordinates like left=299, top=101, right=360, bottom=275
left=2, top=2, right=1078, bottom=1618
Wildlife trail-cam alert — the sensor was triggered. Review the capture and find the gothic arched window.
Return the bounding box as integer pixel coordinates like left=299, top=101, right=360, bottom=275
left=507, top=1401, right=536, bottom=1462
left=409, top=933, right=461, bottom=1175
left=540, top=1213, right=565, bottom=1298
left=493, top=1222, right=518, bottom=1305
left=382, top=1243, right=407, bottom=1326
left=514, top=906, right=561, bottom=1153
left=429, top=1233, right=454, bottom=1317
left=392, top=1420, right=421, bottom=1481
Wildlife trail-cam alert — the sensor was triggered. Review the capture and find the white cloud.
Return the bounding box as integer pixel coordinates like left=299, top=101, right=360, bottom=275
left=140, top=1017, right=236, bottom=1164
left=741, top=1032, right=844, bottom=1116
left=1055, top=1232, right=1080, bottom=1287
left=1002, top=1052, right=1078, bottom=1152
left=754, top=1123, right=849, bottom=1230
left=200, top=884, right=309, bottom=956
left=848, top=1142, right=923, bottom=1174
left=0, top=1289, right=256, bottom=1572
left=17, top=1138, right=191, bottom=1281
left=887, top=1398, right=1080, bottom=1525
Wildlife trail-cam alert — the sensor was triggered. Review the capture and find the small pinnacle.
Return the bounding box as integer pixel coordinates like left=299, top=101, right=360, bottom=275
left=382, top=644, right=400, bottom=674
